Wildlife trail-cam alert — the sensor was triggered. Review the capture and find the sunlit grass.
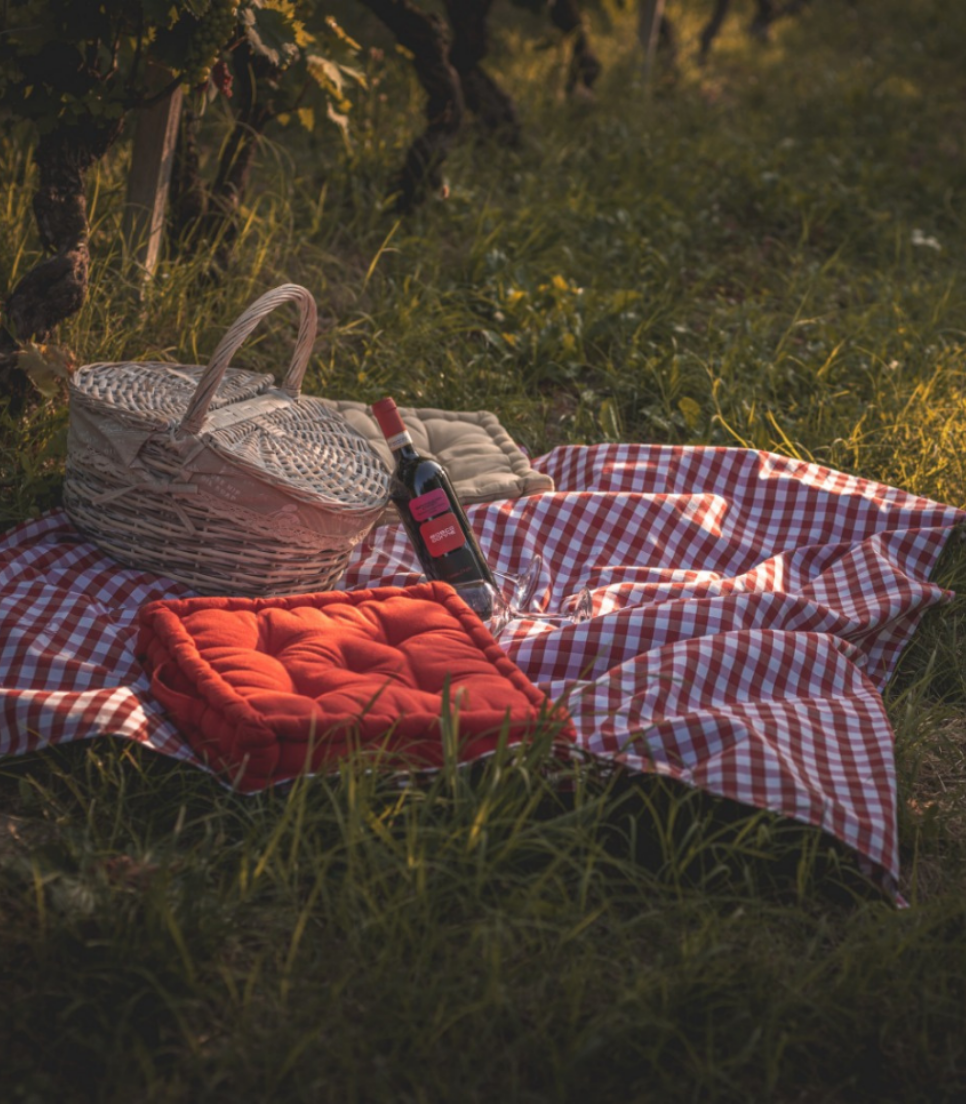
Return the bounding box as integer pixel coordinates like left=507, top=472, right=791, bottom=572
left=3, top=0, right=966, bottom=1099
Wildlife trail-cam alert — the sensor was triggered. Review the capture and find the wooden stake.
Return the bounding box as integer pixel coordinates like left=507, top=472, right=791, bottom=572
left=639, top=0, right=667, bottom=97
left=122, top=73, right=183, bottom=280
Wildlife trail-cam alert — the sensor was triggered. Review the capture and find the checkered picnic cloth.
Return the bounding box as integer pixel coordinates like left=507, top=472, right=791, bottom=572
left=1, top=444, right=962, bottom=893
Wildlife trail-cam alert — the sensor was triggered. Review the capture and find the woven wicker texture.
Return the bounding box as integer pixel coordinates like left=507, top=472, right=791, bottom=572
left=64, top=284, right=390, bottom=596
left=70, top=363, right=275, bottom=427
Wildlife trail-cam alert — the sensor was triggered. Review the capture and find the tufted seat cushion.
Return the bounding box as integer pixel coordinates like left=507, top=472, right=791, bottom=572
left=322, top=401, right=555, bottom=512
left=136, top=581, right=573, bottom=790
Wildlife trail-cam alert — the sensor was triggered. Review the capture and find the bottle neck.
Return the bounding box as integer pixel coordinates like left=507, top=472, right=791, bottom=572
left=385, top=429, right=418, bottom=462
left=371, top=398, right=418, bottom=462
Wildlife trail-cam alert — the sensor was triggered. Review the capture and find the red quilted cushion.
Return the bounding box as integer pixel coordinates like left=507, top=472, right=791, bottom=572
left=136, top=581, right=574, bottom=791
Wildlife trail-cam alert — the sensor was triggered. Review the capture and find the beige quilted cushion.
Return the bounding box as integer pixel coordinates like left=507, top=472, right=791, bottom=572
left=321, top=401, right=554, bottom=510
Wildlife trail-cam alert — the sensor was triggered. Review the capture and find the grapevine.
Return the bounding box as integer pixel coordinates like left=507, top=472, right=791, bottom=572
left=180, top=0, right=240, bottom=90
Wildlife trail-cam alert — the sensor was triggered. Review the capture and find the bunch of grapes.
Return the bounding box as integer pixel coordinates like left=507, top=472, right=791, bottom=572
left=181, top=0, right=240, bottom=90
left=211, top=59, right=233, bottom=98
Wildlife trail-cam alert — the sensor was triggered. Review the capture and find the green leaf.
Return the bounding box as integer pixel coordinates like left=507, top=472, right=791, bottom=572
left=338, top=62, right=367, bottom=90
left=326, top=100, right=349, bottom=138
left=140, top=0, right=183, bottom=27
left=308, top=54, right=345, bottom=96
left=323, top=16, right=361, bottom=52
left=16, top=343, right=75, bottom=399
left=599, top=398, right=623, bottom=441
left=240, top=5, right=299, bottom=70
left=678, top=396, right=703, bottom=431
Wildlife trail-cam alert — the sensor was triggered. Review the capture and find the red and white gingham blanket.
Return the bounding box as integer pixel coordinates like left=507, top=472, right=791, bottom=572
left=2, top=444, right=962, bottom=893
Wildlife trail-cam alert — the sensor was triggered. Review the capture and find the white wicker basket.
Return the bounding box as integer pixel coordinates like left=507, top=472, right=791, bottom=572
left=64, top=284, right=391, bottom=596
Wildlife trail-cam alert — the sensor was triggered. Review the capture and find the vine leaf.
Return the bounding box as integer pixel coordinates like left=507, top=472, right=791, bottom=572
left=16, top=342, right=75, bottom=398
left=241, top=3, right=300, bottom=70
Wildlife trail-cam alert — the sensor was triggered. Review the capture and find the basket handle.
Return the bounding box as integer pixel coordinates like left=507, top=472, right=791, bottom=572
left=178, top=283, right=318, bottom=436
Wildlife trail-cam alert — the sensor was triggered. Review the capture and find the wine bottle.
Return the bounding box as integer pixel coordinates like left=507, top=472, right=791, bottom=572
left=371, top=397, right=497, bottom=620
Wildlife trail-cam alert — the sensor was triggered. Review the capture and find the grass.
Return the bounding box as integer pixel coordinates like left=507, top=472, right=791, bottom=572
left=3, top=0, right=966, bottom=1099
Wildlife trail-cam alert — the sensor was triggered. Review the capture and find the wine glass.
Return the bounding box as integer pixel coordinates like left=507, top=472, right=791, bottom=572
left=489, top=583, right=593, bottom=635
left=491, top=555, right=542, bottom=611
left=455, top=552, right=594, bottom=635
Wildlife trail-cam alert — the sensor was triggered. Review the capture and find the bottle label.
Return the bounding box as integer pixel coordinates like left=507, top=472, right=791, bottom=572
left=420, top=512, right=466, bottom=557
left=410, top=487, right=450, bottom=522
left=385, top=430, right=413, bottom=451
